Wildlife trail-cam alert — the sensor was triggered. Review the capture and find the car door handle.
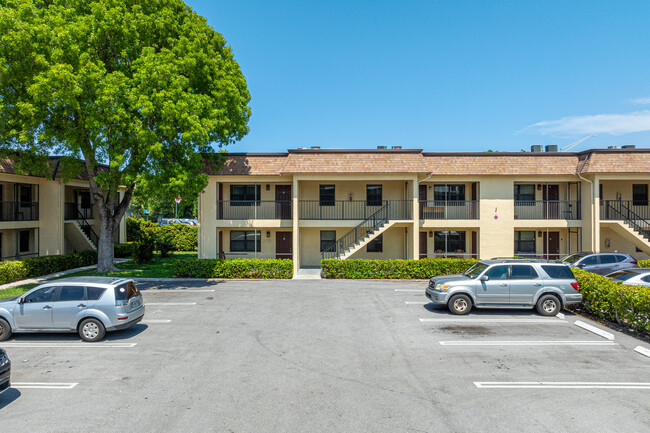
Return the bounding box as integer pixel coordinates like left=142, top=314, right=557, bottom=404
left=42, top=305, right=52, bottom=310
left=534, top=283, right=542, bottom=286
left=499, top=283, right=508, bottom=286
left=77, top=304, right=86, bottom=308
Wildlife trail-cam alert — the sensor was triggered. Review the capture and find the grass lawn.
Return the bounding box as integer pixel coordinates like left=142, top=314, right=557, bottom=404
left=56, top=252, right=197, bottom=279
left=0, top=284, right=39, bottom=300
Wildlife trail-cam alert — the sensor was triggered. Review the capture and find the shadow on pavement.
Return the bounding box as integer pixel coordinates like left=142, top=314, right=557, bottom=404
left=0, top=388, right=21, bottom=409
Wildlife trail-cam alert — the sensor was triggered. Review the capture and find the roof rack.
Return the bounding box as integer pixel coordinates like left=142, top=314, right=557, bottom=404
left=489, top=257, right=562, bottom=264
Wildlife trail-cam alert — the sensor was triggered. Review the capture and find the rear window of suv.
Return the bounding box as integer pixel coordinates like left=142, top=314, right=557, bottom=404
left=541, top=265, right=575, bottom=279
left=114, top=282, right=140, bottom=302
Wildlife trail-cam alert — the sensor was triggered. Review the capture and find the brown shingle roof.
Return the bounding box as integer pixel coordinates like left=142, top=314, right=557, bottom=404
left=423, top=154, right=580, bottom=175
left=580, top=152, right=650, bottom=173
left=281, top=151, right=428, bottom=174
left=205, top=154, right=288, bottom=176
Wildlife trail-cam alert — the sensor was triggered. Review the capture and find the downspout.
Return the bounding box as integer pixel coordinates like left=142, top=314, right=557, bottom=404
left=575, top=152, right=595, bottom=252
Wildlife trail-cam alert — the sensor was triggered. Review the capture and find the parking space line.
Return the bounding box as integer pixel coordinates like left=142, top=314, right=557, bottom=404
left=574, top=320, right=615, bottom=340
left=142, top=289, right=215, bottom=293
left=12, top=382, right=79, bottom=390
left=405, top=301, right=428, bottom=305
left=635, top=346, right=650, bottom=358
left=420, top=318, right=567, bottom=324
left=474, top=382, right=650, bottom=389
left=146, top=302, right=197, bottom=306
left=439, top=340, right=617, bottom=346
left=142, top=319, right=172, bottom=323
left=1, top=342, right=137, bottom=348
left=394, top=289, right=422, bottom=292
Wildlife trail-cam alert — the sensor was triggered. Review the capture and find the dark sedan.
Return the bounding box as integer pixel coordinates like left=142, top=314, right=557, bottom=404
left=0, top=348, right=9, bottom=394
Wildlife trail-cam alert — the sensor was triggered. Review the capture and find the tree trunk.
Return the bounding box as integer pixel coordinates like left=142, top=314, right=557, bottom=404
left=97, top=217, right=118, bottom=273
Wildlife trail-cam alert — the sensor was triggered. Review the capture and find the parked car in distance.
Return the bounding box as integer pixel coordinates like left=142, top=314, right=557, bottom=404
left=426, top=259, right=582, bottom=316
left=0, top=348, right=9, bottom=395
left=560, top=252, right=638, bottom=275
left=605, top=268, right=650, bottom=287
left=0, top=277, right=144, bottom=342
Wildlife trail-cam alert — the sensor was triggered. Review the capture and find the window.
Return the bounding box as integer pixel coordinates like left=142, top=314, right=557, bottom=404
left=510, top=265, right=539, bottom=280
left=320, top=230, right=336, bottom=252
left=614, top=255, right=629, bottom=263
left=87, top=286, right=107, bottom=301
left=434, top=185, right=465, bottom=202
left=230, top=185, right=261, bottom=205
left=367, top=234, right=383, bottom=252
left=319, top=185, right=335, bottom=206
left=514, top=184, right=535, bottom=202
left=541, top=265, right=574, bottom=279
left=434, top=231, right=465, bottom=254
left=514, top=231, right=536, bottom=254
left=24, top=286, right=56, bottom=303
left=230, top=231, right=261, bottom=252
left=484, top=265, right=509, bottom=280
left=19, top=230, right=30, bottom=252
left=633, top=184, right=648, bottom=206
left=19, top=185, right=32, bottom=203
left=58, top=286, right=85, bottom=302
left=599, top=255, right=616, bottom=264
left=366, top=185, right=382, bottom=206
left=579, top=255, right=598, bottom=266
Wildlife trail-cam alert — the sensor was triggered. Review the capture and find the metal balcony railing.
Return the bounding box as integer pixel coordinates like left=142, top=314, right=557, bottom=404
left=65, top=203, right=93, bottom=220
left=420, top=200, right=479, bottom=220
left=300, top=200, right=412, bottom=220
left=217, top=200, right=292, bottom=220
left=0, top=201, right=39, bottom=221
left=514, top=200, right=581, bottom=220
left=600, top=200, right=650, bottom=221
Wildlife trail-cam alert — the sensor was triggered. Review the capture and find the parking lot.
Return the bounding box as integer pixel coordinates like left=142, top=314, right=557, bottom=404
left=1, top=279, right=649, bottom=433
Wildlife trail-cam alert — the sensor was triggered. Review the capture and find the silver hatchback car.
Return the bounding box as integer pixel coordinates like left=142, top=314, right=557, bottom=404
left=0, top=277, right=145, bottom=342
left=426, top=259, right=582, bottom=315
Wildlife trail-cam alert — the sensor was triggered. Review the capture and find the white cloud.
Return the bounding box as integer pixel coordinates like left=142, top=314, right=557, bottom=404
left=523, top=111, right=650, bottom=136
left=632, top=97, right=650, bottom=104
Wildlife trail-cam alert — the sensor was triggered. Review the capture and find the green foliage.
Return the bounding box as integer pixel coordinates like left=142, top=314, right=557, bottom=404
left=321, top=258, right=478, bottom=279
left=114, top=242, right=136, bottom=258
left=0, top=251, right=98, bottom=285
left=132, top=229, right=156, bottom=265
left=127, top=217, right=197, bottom=251
left=156, top=233, right=175, bottom=258
left=572, top=269, right=650, bottom=332
left=174, top=259, right=293, bottom=279
left=638, top=259, right=650, bottom=268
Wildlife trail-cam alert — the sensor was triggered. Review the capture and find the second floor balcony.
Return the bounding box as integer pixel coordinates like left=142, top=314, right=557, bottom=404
left=600, top=200, right=650, bottom=221
left=300, top=200, right=412, bottom=220
left=0, top=201, right=39, bottom=221
left=218, top=200, right=292, bottom=220
left=420, top=200, right=479, bottom=220
left=514, top=200, right=581, bottom=220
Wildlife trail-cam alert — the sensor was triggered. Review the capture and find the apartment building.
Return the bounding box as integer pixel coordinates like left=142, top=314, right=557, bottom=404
left=0, top=157, right=126, bottom=260
left=197, top=147, right=650, bottom=276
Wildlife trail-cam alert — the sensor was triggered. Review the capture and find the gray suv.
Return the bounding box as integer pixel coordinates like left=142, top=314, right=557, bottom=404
left=425, top=260, right=582, bottom=315
left=561, top=252, right=638, bottom=275
left=0, top=277, right=145, bottom=342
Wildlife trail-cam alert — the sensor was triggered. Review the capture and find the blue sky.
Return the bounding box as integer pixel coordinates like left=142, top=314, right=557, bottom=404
left=187, top=0, right=650, bottom=153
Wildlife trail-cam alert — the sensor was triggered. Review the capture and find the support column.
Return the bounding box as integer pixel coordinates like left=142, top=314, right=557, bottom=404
left=198, top=179, right=218, bottom=258
left=292, top=177, right=300, bottom=276
left=593, top=177, right=600, bottom=253
left=411, top=177, right=419, bottom=260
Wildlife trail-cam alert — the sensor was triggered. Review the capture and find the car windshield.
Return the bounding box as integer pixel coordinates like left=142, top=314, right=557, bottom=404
left=609, top=271, right=637, bottom=282
left=463, top=263, right=489, bottom=279
left=560, top=254, right=582, bottom=264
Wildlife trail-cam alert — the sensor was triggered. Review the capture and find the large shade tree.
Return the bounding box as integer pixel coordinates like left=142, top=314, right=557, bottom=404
left=0, top=0, right=250, bottom=271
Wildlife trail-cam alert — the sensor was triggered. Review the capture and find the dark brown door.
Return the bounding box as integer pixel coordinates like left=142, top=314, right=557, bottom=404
left=275, top=185, right=291, bottom=219
left=471, top=183, right=478, bottom=218
left=419, top=185, right=427, bottom=218
left=276, top=232, right=292, bottom=259
left=471, top=231, right=477, bottom=259
left=543, top=185, right=559, bottom=219
left=419, top=232, right=427, bottom=259
left=543, top=231, right=560, bottom=259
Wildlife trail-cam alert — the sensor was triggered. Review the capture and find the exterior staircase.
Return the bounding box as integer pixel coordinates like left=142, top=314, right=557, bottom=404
left=601, top=201, right=650, bottom=254
left=71, top=220, right=98, bottom=250
left=322, top=202, right=395, bottom=260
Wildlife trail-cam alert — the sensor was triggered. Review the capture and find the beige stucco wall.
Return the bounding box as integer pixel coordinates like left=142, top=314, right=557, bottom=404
left=600, top=226, right=650, bottom=261
left=217, top=228, right=291, bottom=259
left=198, top=178, right=218, bottom=258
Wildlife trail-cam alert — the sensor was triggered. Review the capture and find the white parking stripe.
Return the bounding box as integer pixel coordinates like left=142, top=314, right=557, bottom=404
left=142, top=289, right=215, bottom=293
left=142, top=319, right=172, bottom=323
left=420, top=318, right=567, bottom=324
left=574, top=320, right=615, bottom=340
left=394, top=289, right=423, bottom=292
left=635, top=346, right=650, bottom=358
left=405, top=301, right=428, bottom=305
left=146, top=302, right=197, bottom=306
left=12, top=382, right=78, bottom=390
left=440, top=340, right=617, bottom=346
left=474, top=382, right=650, bottom=389
left=1, top=342, right=137, bottom=348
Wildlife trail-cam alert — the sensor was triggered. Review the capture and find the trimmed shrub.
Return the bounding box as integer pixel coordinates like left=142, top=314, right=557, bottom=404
left=127, top=217, right=197, bottom=251
left=114, top=242, right=136, bottom=258
left=572, top=269, right=650, bottom=332
left=156, top=233, right=175, bottom=258
left=638, top=259, right=650, bottom=268
left=0, top=250, right=98, bottom=285
left=174, top=258, right=292, bottom=279
left=133, top=229, right=156, bottom=264
left=321, top=258, right=478, bottom=279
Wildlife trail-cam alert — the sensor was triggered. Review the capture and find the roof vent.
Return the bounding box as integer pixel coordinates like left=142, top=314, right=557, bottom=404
left=622, top=145, right=636, bottom=149
left=391, top=146, right=402, bottom=149
left=297, top=147, right=307, bottom=150
left=608, top=146, right=620, bottom=149
left=545, top=145, right=558, bottom=152
left=377, top=146, right=387, bottom=149
left=530, top=145, right=543, bottom=152
left=310, top=146, right=320, bottom=149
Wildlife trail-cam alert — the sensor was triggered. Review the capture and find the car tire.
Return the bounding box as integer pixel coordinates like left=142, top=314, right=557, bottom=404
left=448, top=294, right=472, bottom=315
left=79, top=318, right=106, bottom=342
left=536, top=294, right=561, bottom=316
left=0, top=317, right=11, bottom=341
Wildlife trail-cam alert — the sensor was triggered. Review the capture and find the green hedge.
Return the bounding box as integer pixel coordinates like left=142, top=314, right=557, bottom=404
left=114, top=242, right=136, bottom=258
left=638, top=259, right=650, bottom=268
left=321, top=258, right=478, bottom=279
left=0, top=250, right=98, bottom=285
left=127, top=217, right=197, bottom=251
left=571, top=269, right=649, bottom=332
left=174, top=258, right=292, bottom=279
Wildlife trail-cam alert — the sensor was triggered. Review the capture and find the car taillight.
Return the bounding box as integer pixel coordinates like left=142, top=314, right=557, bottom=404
left=631, top=260, right=638, bottom=265
left=571, top=282, right=580, bottom=291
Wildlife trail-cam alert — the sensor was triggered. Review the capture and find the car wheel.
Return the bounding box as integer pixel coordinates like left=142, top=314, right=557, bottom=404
left=79, top=318, right=106, bottom=342
left=0, top=317, right=11, bottom=341
left=536, top=294, right=561, bottom=316
left=448, top=294, right=472, bottom=315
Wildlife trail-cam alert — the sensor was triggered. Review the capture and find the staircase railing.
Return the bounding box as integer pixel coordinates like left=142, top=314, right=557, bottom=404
left=606, top=201, right=650, bottom=240
left=321, top=202, right=391, bottom=260
left=71, top=206, right=99, bottom=247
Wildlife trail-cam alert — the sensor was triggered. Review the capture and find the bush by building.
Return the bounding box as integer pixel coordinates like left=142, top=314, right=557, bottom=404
left=0, top=250, right=98, bottom=285
left=127, top=217, right=197, bottom=251
left=321, top=258, right=478, bottom=279
left=174, top=258, right=292, bottom=279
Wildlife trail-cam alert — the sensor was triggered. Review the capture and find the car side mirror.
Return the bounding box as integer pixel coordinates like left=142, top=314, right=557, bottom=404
left=18, top=297, right=25, bottom=304
left=578, top=263, right=586, bottom=268
left=480, top=275, right=489, bottom=281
